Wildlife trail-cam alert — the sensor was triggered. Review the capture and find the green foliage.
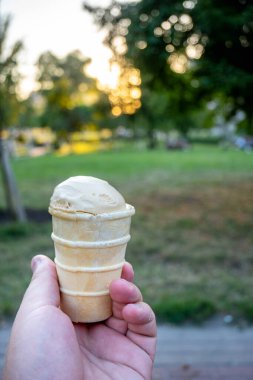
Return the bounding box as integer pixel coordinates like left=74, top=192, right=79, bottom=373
left=236, top=302, right=253, bottom=323
left=18, top=97, right=41, bottom=128
left=0, top=15, right=23, bottom=130
left=84, top=2, right=205, bottom=146
left=0, top=222, right=30, bottom=241
left=192, top=0, right=253, bottom=132
left=153, top=297, right=216, bottom=324
left=37, top=50, right=92, bottom=91
left=37, top=50, right=90, bottom=134
left=84, top=0, right=253, bottom=135
left=36, top=50, right=111, bottom=136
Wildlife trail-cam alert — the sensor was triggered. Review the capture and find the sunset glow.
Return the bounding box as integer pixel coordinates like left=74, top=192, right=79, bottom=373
left=2, top=0, right=131, bottom=98
left=86, top=60, right=121, bottom=90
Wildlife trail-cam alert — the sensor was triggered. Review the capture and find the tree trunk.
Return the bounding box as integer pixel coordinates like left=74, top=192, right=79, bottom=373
left=0, top=138, right=27, bottom=222
left=246, top=112, right=253, bottom=135
left=147, top=123, right=157, bottom=150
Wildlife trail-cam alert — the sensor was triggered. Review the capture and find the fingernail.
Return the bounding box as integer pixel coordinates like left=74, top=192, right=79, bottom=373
left=31, top=256, right=43, bottom=273
left=134, top=302, right=143, bottom=309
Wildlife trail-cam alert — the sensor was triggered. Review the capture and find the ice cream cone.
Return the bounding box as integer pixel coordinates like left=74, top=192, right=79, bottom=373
left=49, top=176, right=135, bottom=323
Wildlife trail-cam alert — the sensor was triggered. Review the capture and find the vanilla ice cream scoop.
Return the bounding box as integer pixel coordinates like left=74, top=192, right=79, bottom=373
left=50, top=176, right=126, bottom=215
left=49, top=175, right=135, bottom=322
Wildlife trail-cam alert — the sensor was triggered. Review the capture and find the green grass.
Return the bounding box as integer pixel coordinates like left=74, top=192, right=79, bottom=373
left=1, top=145, right=253, bottom=323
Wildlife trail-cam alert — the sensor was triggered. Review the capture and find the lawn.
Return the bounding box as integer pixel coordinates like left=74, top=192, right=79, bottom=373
left=1, top=144, right=253, bottom=323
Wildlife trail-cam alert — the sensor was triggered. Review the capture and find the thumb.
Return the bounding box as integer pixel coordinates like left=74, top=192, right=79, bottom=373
left=18, top=255, right=60, bottom=316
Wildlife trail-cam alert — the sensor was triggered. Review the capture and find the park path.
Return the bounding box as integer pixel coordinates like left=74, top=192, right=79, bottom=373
left=153, top=320, right=253, bottom=380
left=1, top=319, right=253, bottom=380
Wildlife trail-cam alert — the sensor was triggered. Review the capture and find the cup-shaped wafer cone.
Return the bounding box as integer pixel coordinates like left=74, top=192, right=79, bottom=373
left=49, top=177, right=135, bottom=323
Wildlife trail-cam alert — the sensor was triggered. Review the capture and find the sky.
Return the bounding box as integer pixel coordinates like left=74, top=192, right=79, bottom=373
left=1, top=0, right=130, bottom=97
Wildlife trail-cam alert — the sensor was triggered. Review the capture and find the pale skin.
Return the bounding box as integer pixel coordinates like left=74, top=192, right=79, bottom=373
left=4, top=255, right=156, bottom=380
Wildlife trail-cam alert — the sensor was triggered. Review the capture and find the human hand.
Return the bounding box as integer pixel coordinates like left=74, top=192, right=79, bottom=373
left=4, top=255, right=156, bottom=380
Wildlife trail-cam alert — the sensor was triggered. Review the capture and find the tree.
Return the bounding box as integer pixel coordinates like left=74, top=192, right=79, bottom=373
left=83, top=2, right=203, bottom=147
left=191, top=0, right=253, bottom=134
left=37, top=50, right=98, bottom=139
left=84, top=0, right=253, bottom=138
left=0, top=15, right=26, bottom=222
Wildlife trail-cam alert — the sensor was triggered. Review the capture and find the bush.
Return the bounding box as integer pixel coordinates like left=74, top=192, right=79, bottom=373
left=153, top=297, right=216, bottom=324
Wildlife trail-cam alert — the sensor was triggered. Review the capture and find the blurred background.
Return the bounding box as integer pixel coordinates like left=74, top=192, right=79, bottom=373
left=0, top=0, right=253, bottom=325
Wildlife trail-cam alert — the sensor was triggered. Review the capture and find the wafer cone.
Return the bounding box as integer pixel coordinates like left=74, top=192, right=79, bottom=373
left=49, top=203, right=135, bottom=323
